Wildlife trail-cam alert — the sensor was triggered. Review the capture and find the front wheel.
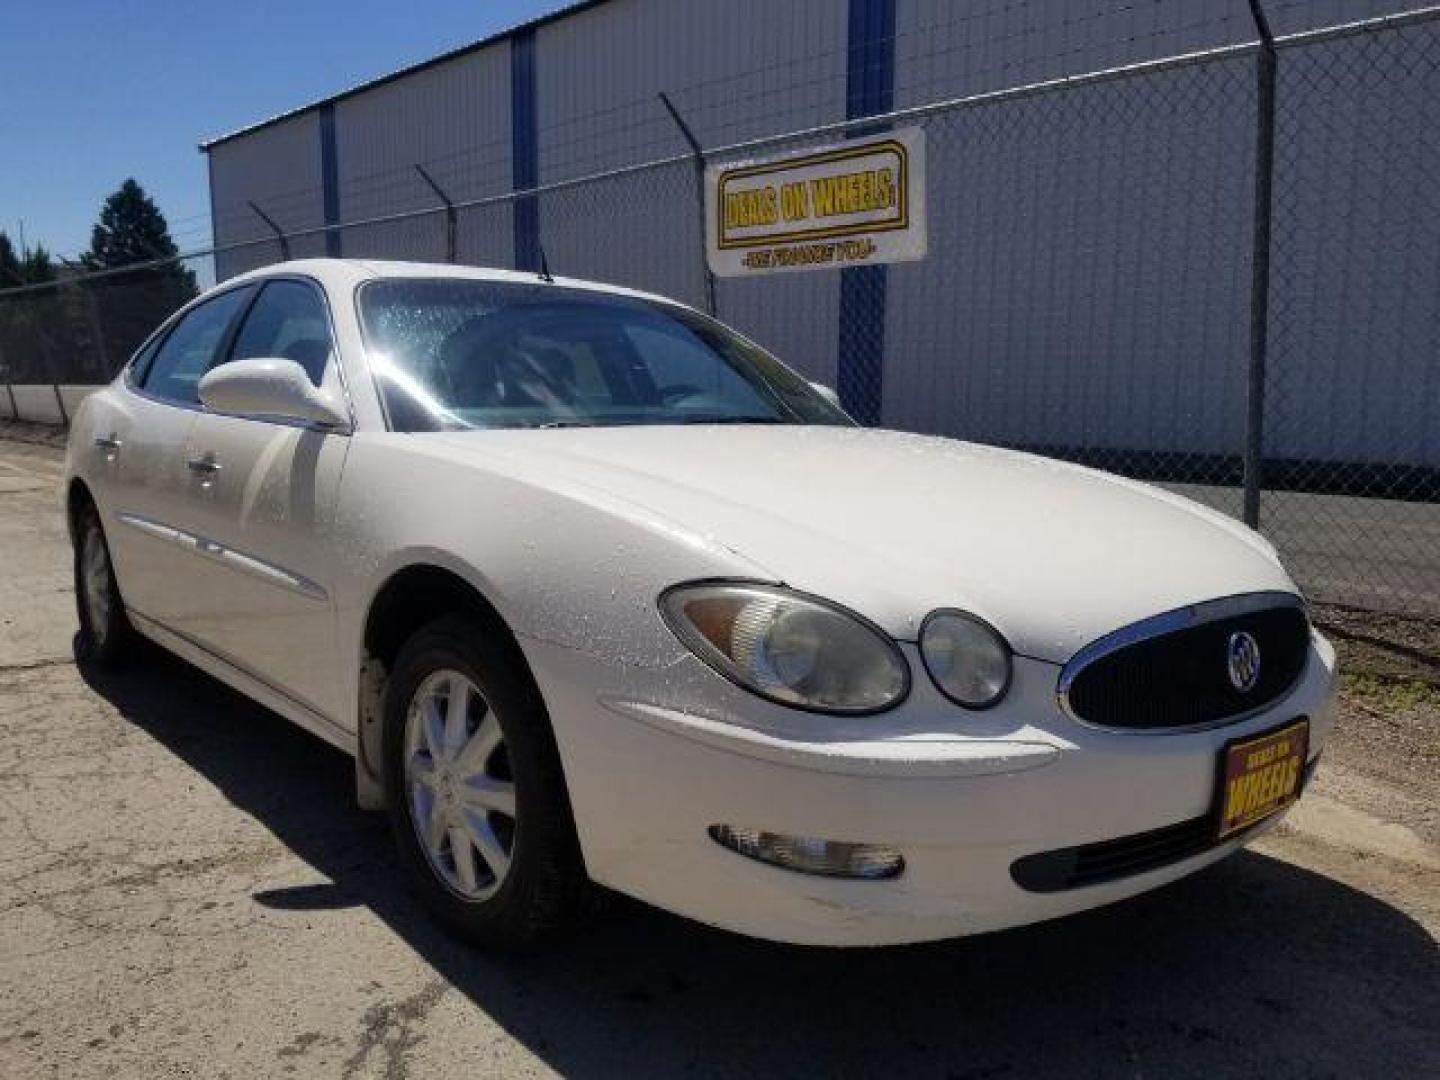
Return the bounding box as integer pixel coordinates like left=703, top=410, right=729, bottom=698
left=73, top=505, right=136, bottom=665
left=382, top=614, right=587, bottom=948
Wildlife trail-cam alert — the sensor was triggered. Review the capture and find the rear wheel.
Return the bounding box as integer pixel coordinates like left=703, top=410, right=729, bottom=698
left=74, top=505, right=135, bottom=664
left=383, top=615, right=587, bottom=948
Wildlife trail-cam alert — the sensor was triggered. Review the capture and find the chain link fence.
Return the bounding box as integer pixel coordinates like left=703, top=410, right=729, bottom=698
left=1260, top=11, right=1440, bottom=615
left=1, top=5, right=1437, bottom=617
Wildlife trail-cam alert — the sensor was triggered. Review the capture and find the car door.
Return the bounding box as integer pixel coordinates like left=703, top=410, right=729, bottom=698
left=101, top=285, right=255, bottom=631
left=169, top=277, right=354, bottom=724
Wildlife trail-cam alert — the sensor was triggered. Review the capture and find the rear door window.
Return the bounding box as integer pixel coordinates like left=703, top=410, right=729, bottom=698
left=140, top=287, right=253, bottom=405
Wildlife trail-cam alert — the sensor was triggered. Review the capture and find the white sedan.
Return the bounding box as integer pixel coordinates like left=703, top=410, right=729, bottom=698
left=65, top=259, right=1336, bottom=948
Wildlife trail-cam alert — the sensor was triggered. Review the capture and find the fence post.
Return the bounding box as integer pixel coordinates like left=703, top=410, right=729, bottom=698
left=1243, top=0, right=1278, bottom=529
left=658, top=92, right=718, bottom=316
left=414, top=164, right=458, bottom=263
left=247, top=201, right=291, bottom=261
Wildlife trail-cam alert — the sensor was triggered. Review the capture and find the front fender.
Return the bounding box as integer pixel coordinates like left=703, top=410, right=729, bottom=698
left=334, top=435, right=773, bottom=671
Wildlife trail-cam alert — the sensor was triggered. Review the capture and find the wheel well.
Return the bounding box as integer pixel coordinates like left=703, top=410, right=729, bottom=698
left=362, top=564, right=517, bottom=674
left=66, top=479, right=96, bottom=544
left=356, top=564, right=527, bottom=809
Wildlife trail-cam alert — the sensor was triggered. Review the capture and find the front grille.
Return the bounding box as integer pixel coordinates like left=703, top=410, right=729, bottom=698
left=1011, top=757, right=1317, bottom=893
left=1061, top=597, right=1310, bottom=731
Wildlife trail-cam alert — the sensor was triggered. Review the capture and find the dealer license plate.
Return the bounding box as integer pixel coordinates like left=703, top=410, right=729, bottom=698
left=1216, top=718, right=1310, bottom=840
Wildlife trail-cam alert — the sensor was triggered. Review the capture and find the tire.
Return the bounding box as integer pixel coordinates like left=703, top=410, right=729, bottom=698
left=73, top=503, right=136, bottom=665
left=382, top=614, right=587, bottom=948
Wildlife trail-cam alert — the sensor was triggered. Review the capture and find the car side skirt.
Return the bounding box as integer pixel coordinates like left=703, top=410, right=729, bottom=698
left=128, top=609, right=355, bottom=756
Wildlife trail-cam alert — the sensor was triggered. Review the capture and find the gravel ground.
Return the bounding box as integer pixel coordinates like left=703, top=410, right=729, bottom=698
left=1312, top=604, right=1440, bottom=848
left=1, top=437, right=1436, bottom=1079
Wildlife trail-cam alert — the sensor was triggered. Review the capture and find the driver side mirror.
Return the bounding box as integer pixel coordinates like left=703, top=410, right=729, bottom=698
left=199, top=358, right=349, bottom=429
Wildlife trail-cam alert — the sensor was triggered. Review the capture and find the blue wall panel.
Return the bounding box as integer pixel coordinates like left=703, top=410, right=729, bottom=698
left=837, top=0, right=895, bottom=425
left=511, top=28, right=540, bottom=272
left=319, top=103, right=342, bottom=257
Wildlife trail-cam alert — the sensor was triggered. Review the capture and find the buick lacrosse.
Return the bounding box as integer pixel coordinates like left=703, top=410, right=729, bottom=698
left=65, top=259, right=1335, bottom=947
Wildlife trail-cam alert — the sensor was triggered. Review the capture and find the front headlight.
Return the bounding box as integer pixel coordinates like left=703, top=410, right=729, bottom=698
left=919, top=610, right=1013, bottom=708
left=660, top=582, right=909, bottom=714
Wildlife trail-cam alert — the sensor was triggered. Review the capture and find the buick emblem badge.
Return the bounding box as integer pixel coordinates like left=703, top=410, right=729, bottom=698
left=1227, top=631, right=1261, bottom=693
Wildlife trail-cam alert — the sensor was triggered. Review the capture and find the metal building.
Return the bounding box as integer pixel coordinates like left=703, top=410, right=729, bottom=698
left=202, top=0, right=1440, bottom=482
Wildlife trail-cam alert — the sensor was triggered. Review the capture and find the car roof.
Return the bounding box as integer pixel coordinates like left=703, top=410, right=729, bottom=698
left=224, top=258, right=684, bottom=309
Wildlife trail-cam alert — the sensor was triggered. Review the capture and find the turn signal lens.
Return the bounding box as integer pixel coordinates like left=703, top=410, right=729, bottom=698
left=660, top=583, right=909, bottom=714
left=708, top=825, right=904, bottom=880
left=920, top=610, right=1013, bottom=708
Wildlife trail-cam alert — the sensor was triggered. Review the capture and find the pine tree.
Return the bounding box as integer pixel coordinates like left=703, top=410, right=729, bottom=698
left=0, top=234, right=20, bottom=381
left=84, top=178, right=186, bottom=270
left=0, top=234, right=57, bottom=286
left=0, top=233, right=57, bottom=381
left=0, top=232, right=21, bottom=287
left=81, top=179, right=197, bottom=369
left=20, top=245, right=55, bottom=285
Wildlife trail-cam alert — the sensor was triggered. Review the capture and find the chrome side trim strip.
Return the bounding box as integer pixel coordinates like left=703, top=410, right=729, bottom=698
left=117, top=513, right=186, bottom=546
left=215, top=543, right=329, bottom=601
left=1056, top=591, right=1307, bottom=735
left=116, top=512, right=329, bottom=602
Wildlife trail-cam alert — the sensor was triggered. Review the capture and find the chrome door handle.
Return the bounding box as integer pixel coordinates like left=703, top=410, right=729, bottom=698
left=94, top=435, right=122, bottom=452
left=186, top=455, right=222, bottom=475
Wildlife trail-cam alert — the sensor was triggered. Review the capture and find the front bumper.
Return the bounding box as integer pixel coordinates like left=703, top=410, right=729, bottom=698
left=523, top=631, right=1337, bottom=947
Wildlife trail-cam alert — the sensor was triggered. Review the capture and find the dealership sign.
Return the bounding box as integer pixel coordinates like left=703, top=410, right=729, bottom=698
left=705, top=127, right=926, bottom=277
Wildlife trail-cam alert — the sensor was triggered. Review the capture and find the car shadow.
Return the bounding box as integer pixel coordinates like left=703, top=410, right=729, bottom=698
left=78, top=645, right=1440, bottom=1079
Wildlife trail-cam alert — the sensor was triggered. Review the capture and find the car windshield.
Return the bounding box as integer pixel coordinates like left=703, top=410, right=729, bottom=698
left=357, top=278, right=852, bottom=432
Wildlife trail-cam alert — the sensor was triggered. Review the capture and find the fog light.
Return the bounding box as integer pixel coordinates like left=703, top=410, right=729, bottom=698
left=708, top=825, right=904, bottom=879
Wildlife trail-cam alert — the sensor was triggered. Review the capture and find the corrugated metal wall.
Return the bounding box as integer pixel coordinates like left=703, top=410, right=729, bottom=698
left=203, top=0, right=1440, bottom=466
left=209, top=112, right=326, bottom=279
left=530, top=0, right=849, bottom=383
left=334, top=46, right=514, bottom=268
left=1265, top=17, right=1440, bottom=467
left=880, top=0, right=1258, bottom=451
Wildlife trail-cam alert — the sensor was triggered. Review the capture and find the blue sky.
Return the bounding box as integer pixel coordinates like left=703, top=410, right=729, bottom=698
left=0, top=1, right=569, bottom=260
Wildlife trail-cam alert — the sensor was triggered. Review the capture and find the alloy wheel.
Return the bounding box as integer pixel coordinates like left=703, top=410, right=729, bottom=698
left=403, top=669, right=517, bottom=901
left=81, top=524, right=112, bottom=646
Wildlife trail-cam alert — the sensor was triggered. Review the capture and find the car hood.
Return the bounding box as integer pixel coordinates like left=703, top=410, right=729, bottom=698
left=428, top=425, right=1295, bottom=662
